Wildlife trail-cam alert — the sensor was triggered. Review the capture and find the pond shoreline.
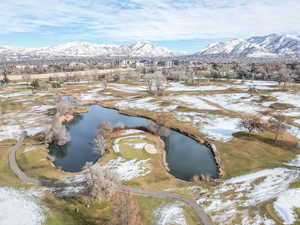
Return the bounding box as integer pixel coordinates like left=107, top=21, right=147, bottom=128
left=82, top=101, right=224, bottom=180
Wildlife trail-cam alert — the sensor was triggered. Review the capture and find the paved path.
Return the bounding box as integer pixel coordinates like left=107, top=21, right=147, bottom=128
left=8, top=133, right=214, bottom=225
left=8, top=132, right=42, bottom=185
left=121, top=186, right=213, bottom=225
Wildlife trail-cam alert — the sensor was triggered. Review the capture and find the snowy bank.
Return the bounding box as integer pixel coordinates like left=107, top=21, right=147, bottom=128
left=155, top=203, right=188, bottom=225
left=173, top=112, right=242, bottom=141
left=197, top=167, right=300, bottom=224
left=0, top=187, right=45, bottom=225
left=101, top=157, right=151, bottom=181
left=166, top=95, right=219, bottom=110
left=273, top=188, right=300, bottom=224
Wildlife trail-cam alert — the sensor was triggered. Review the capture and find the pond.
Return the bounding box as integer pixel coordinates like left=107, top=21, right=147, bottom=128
left=49, top=105, right=218, bottom=181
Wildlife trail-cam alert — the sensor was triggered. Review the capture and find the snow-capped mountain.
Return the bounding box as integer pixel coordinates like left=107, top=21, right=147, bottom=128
left=119, top=41, right=180, bottom=57
left=196, top=34, right=300, bottom=58
left=0, top=41, right=183, bottom=61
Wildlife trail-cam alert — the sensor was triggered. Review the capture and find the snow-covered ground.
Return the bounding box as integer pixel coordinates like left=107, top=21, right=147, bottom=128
left=286, top=124, right=300, bottom=140
left=285, top=155, right=300, bottom=167
left=120, top=129, right=145, bottom=135
left=197, top=167, right=300, bottom=225
left=282, top=109, right=300, bottom=117
left=116, top=97, right=177, bottom=112
left=0, top=187, right=45, bottom=225
left=271, top=92, right=300, bottom=108
left=201, top=93, right=264, bottom=114
left=0, top=90, right=32, bottom=98
left=101, top=157, right=151, bottom=181
left=0, top=111, right=50, bottom=141
left=233, top=80, right=278, bottom=90
left=294, top=119, right=300, bottom=125
left=273, top=188, right=300, bottom=224
left=166, top=95, right=219, bottom=110
left=173, top=112, right=242, bottom=141
left=155, top=203, right=188, bottom=225
left=112, top=135, right=146, bottom=153
left=166, top=82, right=229, bottom=92
left=31, top=105, right=54, bottom=112
left=80, top=85, right=113, bottom=101
left=109, top=83, right=147, bottom=93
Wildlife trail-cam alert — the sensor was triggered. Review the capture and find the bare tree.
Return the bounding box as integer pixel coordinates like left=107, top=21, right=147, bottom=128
left=45, top=115, right=70, bottom=145
left=56, top=96, right=78, bottom=116
left=44, top=96, right=77, bottom=145
left=144, top=71, right=166, bottom=95
left=83, top=163, right=119, bottom=201
left=102, top=80, right=107, bottom=89
left=109, top=192, right=143, bottom=225
left=115, top=121, right=125, bottom=130
left=267, top=115, right=287, bottom=142
left=93, top=131, right=106, bottom=155
left=148, top=121, right=170, bottom=137
left=98, top=122, right=114, bottom=138
left=238, top=115, right=265, bottom=135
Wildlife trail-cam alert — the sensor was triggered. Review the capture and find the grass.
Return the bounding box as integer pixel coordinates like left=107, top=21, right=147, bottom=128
left=117, top=137, right=150, bottom=160
left=44, top=193, right=111, bottom=225
left=136, top=196, right=173, bottom=225
left=262, top=200, right=285, bottom=224
left=15, top=138, right=71, bottom=181
left=289, top=180, right=300, bottom=189
left=182, top=204, right=204, bottom=225
left=102, top=130, right=188, bottom=191
left=138, top=195, right=203, bottom=225
left=2, top=80, right=300, bottom=225
left=0, top=140, right=30, bottom=187
left=216, top=131, right=299, bottom=178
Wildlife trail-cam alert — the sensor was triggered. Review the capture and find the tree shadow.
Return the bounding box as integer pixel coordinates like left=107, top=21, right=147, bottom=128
left=233, top=132, right=299, bottom=153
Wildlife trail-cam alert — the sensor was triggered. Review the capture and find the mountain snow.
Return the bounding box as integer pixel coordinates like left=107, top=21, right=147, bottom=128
left=196, top=34, right=300, bottom=58
left=0, top=41, right=183, bottom=60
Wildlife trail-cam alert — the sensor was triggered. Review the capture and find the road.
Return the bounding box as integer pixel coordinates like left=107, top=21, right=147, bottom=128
left=8, top=133, right=214, bottom=225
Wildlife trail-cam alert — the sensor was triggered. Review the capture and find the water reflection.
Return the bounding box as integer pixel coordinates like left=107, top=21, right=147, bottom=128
left=49, top=105, right=218, bottom=180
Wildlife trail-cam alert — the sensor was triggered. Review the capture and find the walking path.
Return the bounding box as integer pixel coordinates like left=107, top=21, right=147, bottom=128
left=8, top=133, right=214, bottom=225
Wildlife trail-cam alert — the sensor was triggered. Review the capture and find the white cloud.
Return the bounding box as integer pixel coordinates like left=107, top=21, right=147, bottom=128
left=0, top=0, right=299, bottom=43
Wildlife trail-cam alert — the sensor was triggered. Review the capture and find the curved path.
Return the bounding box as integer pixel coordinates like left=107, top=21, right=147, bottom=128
left=8, top=133, right=214, bottom=225
left=121, top=186, right=213, bottom=225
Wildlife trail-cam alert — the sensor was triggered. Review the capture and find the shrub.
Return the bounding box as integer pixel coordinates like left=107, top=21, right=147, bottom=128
left=31, top=79, right=40, bottom=89
left=238, top=115, right=265, bottom=134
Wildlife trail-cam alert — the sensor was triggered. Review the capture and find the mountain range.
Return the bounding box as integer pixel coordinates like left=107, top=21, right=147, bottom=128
left=0, top=41, right=184, bottom=61
left=195, top=34, right=300, bottom=58
left=1, top=34, right=300, bottom=61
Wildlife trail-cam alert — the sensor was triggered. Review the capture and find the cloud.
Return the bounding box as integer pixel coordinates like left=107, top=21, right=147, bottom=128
left=0, top=0, right=299, bottom=43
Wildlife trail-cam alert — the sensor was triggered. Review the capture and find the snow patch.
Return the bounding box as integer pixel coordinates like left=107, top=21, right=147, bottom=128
left=109, top=83, right=147, bottom=93
left=112, top=135, right=146, bottom=153
left=167, top=82, right=228, bottom=92
left=202, top=93, right=264, bottom=114
left=197, top=167, right=300, bottom=224
left=102, top=157, right=151, bottom=181
left=173, top=112, right=242, bottom=141
left=155, top=203, right=188, bottom=225
left=121, top=129, right=145, bottom=135
left=166, top=95, right=219, bottom=110
left=0, top=187, right=45, bottom=225
left=271, top=92, right=300, bottom=108
left=273, top=188, right=300, bottom=224
left=285, top=155, right=300, bottom=167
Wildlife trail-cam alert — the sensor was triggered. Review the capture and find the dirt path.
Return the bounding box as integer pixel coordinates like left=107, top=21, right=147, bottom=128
left=8, top=133, right=214, bottom=225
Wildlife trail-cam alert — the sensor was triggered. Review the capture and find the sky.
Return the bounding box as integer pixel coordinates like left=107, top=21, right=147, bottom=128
left=0, top=0, right=299, bottom=52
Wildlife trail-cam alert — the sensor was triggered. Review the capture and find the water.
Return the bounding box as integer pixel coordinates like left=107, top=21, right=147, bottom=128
left=49, top=105, right=218, bottom=180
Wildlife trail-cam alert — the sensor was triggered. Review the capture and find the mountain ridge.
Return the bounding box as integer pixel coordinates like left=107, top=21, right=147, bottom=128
left=195, top=34, right=300, bottom=58
left=0, top=41, right=185, bottom=60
